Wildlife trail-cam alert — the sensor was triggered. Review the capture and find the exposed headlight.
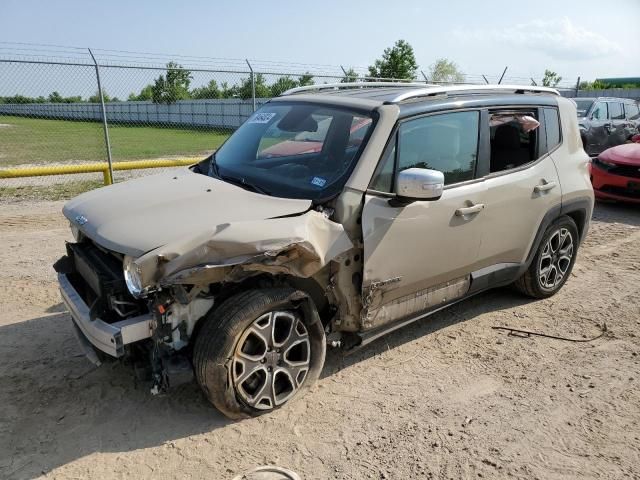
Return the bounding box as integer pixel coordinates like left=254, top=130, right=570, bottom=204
left=123, top=255, right=144, bottom=297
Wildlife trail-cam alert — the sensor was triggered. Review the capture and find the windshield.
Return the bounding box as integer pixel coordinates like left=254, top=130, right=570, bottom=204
left=575, top=100, right=594, bottom=117
left=210, top=103, right=374, bottom=200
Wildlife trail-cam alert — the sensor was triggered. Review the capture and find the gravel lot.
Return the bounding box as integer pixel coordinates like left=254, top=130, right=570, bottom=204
left=0, top=199, right=639, bottom=479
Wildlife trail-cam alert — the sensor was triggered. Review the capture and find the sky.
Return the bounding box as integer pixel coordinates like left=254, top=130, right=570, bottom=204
left=2, top=0, right=639, bottom=91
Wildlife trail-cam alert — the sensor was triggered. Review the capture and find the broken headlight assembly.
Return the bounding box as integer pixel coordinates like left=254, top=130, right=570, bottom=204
left=123, top=255, right=144, bottom=298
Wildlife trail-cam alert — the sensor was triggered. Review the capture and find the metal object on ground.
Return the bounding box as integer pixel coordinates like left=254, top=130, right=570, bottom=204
left=232, top=466, right=301, bottom=480
left=492, top=323, right=607, bottom=343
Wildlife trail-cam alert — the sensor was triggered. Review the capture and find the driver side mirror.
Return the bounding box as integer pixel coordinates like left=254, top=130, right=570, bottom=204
left=392, top=168, right=444, bottom=205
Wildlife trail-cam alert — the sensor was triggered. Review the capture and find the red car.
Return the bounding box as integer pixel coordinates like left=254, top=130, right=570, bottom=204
left=590, top=143, right=640, bottom=203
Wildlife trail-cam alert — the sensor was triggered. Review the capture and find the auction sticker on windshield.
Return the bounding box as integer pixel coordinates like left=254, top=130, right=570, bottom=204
left=248, top=112, right=276, bottom=124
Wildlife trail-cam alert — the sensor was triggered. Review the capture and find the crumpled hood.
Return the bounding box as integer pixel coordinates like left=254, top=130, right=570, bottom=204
left=63, top=169, right=312, bottom=256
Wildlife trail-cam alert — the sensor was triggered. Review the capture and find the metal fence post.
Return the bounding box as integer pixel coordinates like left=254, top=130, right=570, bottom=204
left=420, top=70, right=429, bottom=83
left=246, top=59, right=256, bottom=112
left=88, top=48, right=114, bottom=185
left=575, top=76, right=581, bottom=98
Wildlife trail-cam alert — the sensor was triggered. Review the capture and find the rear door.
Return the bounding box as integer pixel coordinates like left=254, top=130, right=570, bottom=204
left=476, top=107, right=562, bottom=268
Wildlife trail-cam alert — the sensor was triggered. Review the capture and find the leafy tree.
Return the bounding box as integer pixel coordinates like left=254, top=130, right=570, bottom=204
left=191, top=80, right=222, bottom=99
left=367, top=40, right=418, bottom=80
left=220, top=82, right=238, bottom=98
left=428, top=58, right=465, bottom=84
left=48, top=91, right=64, bottom=103
left=270, top=76, right=299, bottom=96
left=542, top=69, right=562, bottom=87
left=341, top=67, right=359, bottom=83
left=237, top=73, right=270, bottom=100
left=89, top=89, right=110, bottom=103
left=128, top=84, right=153, bottom=101
left=151, top=61, right=193, bottom=104
left=298, top=72, right=314, bottom=86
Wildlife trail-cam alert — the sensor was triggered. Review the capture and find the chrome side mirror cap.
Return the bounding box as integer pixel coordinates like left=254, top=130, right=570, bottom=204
left=395, top=168, right=444, bottom=202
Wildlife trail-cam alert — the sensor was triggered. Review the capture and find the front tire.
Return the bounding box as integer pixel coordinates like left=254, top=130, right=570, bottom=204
left=514, top=216, right=579, bottom=299
left=193, top=288, right=326, bottom=419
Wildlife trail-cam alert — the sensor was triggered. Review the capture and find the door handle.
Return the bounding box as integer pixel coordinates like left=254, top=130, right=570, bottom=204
left=455, top=203, right=485, bottom=216
left=534, top=181, right=557, bottom=193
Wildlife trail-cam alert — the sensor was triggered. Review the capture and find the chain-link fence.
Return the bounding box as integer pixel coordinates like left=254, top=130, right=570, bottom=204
left=0, top=45, right=594, bottom=201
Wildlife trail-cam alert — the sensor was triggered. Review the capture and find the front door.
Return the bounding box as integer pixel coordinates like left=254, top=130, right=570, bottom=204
left=362, top=110, right=485, bottom=329
left=587, top=101, right=610, bottom=154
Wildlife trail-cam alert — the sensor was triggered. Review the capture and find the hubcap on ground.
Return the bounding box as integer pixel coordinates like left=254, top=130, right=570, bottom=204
left=232, top=310, right=310, bottom=410
left=538, top=227, right=574, bottom=290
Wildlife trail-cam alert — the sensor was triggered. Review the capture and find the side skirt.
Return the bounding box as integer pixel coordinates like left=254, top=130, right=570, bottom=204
left=350, top=262, right=522, bottom=351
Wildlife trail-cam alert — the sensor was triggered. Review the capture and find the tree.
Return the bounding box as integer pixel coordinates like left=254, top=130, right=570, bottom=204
left=367, top=40, right=418, bottom=80
left=298, top=72, right=314, bottom=87
left=542, top=69, right=562, bottom=87
left=428, top=58, right=465, bottom=84
left=128, top=84, right=153, bottom=101
left=151, top=61, right=193, bottom=104
left=270, top=76, right=299, bottom=96
left=341, top=67, right=359, bottom=83
left=47, top=91, right=82, bottom=103
left=191, top=80, right=222, bottom=99
left=237, top=73, right=270, bottom=100
left=89, top=89, right=110, bottom=103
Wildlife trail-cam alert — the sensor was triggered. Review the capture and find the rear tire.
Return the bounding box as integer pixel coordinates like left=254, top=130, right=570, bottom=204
left=193, top=288, right=326, bottom=420
left=514, top=216, right=579, bottom=299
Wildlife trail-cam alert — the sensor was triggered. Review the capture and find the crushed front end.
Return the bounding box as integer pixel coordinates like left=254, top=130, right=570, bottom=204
left=54, top=238, right=210, bottom=392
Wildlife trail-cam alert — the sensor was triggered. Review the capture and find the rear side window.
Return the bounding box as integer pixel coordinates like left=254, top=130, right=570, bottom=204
left=591, top=102, right=608, bottom=120
left=543, top=108, right=561, bottom=151
left=489, top=110, right=540, bottom=173
left=625, top=103, right=640, bottom=120
left=608, top=102, right=624, bottom=120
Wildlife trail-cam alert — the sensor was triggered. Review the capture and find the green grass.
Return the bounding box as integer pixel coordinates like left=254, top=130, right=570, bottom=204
left=0, top=180, right=104, bottom=201
left=0, top=115, right=230, bottom=167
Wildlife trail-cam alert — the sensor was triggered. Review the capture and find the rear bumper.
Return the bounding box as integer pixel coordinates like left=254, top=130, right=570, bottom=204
left=58, top=272, right=153, bottom=360
left=590, top=163, right=640, bottom=204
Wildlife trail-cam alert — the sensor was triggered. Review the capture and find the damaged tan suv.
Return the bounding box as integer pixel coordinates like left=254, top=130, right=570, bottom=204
left=55, top=83, right=594, bottom=419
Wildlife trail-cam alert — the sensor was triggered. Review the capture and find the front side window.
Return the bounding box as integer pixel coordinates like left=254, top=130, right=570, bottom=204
left=591, top=102, right=608, bottom=120
left=397, top=111, right=479, bottom=185
left=608, top=102, right=624, bottom=120
left=211, top=103, right=374, bottom=200
left=625, top=103, right=640, bottom=120
left=575, top=100, right=593, bottom=117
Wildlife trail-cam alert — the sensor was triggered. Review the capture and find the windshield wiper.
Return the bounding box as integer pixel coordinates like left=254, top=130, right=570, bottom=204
left=220, top=173, right=271, bottom=196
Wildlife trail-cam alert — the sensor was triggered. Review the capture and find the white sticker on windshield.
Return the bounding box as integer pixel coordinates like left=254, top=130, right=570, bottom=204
left=248, top=112, right=276, bottom=124
left=311, top=176, right=327, bottom=187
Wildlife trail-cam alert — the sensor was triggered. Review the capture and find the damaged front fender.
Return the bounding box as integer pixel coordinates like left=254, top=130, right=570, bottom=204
left=133, top=210, right=355, bottom=290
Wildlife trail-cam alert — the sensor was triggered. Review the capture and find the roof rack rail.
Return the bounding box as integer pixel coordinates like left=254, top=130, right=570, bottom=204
left=280, top=81, right=435, bottom=96
left=387, top=84, right=560, bottom=103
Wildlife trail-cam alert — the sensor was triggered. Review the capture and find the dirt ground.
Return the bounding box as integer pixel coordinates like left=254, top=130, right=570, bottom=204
left=0, top=199, right=639, bottom=480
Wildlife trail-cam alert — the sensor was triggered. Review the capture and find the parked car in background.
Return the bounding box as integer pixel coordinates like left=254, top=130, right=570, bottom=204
left=576, top=97, right=640, bottom=156
left=590, top=143, right=640, bottom=203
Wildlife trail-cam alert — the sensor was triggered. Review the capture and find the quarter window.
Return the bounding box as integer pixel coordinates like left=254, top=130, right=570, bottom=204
left=543, top=108, right=561, bottom=151
left=608, top=102, right=624, bottom=120
left=591, top=102, right=608, bottom=120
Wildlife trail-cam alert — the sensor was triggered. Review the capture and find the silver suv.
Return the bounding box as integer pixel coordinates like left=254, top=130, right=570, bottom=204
left=55, top=83, right=594, bottom=419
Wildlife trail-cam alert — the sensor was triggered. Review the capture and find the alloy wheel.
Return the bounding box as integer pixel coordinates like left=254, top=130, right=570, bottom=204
left=232, top=310, right=311, bottom=411
left=538, top=227, right=574, bottom=290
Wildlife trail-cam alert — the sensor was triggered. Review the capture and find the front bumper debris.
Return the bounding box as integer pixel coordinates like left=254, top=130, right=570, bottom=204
left=58, top=272, right=153, bottom=360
